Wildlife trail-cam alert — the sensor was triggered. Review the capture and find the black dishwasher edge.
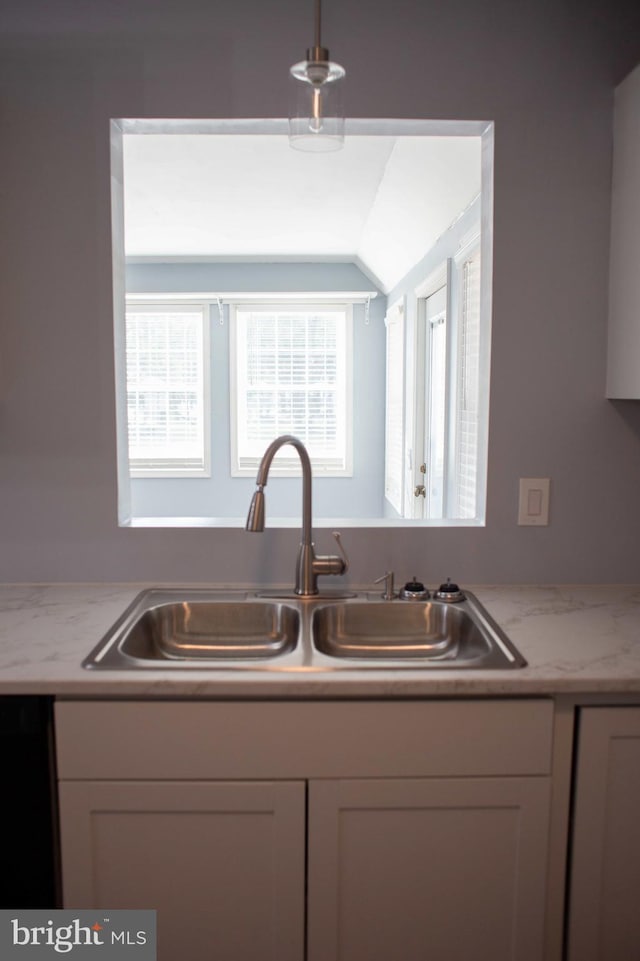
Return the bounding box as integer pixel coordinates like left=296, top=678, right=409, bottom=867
left=0, top=696, right=60, bottom=908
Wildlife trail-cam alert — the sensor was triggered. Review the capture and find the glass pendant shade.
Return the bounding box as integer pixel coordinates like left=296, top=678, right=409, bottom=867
left=289, top=47, right=345, bottom=152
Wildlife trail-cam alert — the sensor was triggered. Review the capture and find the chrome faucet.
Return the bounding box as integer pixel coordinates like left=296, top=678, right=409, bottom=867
left=245, top=434, right=349, bottom=596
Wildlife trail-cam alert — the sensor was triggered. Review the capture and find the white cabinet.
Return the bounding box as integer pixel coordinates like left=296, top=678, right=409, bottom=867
left=568, top=706, right=640, bottom=961
left=55, top=699, right=554, bottom=961
left=58, top=779, right=305, bottom=961
left=308, top=777, right=550, bottom=961
left=606, top=62, right=640, bottom=397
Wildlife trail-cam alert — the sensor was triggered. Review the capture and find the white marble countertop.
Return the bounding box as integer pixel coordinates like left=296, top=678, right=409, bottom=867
left=0, top=583, right=639, bottom=698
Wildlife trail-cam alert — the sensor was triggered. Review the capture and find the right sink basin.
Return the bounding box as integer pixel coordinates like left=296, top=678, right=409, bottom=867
left=311, top=592, right=526, bottom=669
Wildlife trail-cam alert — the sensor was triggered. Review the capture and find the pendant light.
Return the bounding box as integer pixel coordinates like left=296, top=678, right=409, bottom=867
left=289, top=0, right=346, bottom=152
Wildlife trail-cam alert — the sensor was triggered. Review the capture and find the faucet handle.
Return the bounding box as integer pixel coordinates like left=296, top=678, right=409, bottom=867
left=331, top=531, right=349, bottom=573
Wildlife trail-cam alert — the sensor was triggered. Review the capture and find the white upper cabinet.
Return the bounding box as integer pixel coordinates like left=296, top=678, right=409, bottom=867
left=606, top=63, right=640, bottom=398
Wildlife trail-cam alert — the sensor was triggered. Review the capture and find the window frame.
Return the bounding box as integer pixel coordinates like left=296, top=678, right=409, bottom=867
left=111, top=117, right=493, bottom=528
left=229, top=299, right=354, bottom=478
left=411, top=231, right=485, bottom=522
left=125, top=298, right=211, bottom=479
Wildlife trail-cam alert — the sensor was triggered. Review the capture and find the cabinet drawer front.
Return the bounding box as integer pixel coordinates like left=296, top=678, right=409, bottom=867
left=56, top=699, right=553, bottom=779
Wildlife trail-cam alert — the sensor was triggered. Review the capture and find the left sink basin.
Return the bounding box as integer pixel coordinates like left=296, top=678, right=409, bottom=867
left=83, top=590, right=300, bottom=669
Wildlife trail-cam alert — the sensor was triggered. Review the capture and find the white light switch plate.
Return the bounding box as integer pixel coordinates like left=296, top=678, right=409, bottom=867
left=518, top=478, right=550, bottom=526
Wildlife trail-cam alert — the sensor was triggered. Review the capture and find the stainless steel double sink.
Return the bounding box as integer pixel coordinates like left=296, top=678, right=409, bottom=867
left=83, top=588, right=526, bottom=671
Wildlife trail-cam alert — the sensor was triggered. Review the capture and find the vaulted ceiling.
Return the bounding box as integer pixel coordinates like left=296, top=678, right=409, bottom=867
left=123, top=132, right=482, bottom=293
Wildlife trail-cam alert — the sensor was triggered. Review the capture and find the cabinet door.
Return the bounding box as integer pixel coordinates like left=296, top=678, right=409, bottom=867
left=58, top=780, right=305, bottom=961
left=308, top=777, right=550, bottom=961
left=568, top=707, right=640, bottom=961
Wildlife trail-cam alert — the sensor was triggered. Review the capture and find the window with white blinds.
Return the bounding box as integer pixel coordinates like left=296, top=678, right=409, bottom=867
left=455, top=250, right=481, bottom=518
left=125, top=302, right=209, bottom=475
left=231, top=303, right=352, bottom=475
left=384, top=301, right=405, bottom=514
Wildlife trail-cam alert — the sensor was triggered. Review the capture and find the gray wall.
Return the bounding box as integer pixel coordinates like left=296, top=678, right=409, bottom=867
left=1, top=0, right=640, bottom=585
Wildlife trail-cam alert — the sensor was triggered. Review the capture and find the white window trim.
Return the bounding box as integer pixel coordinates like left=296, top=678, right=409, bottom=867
left=126, top=290, right=375, bottom=302
left=125, top=298, right=211, bottom=479
left=229, top=299, right=354, bottom=477
left=384, top=298, right=406, bottom=515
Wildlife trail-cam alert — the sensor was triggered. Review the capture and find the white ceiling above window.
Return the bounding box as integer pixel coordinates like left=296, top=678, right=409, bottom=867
left=123, top=131, right=482, bottom=293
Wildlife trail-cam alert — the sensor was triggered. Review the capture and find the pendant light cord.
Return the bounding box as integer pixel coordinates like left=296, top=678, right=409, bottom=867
left=314, top=0, right=322, bottom=49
